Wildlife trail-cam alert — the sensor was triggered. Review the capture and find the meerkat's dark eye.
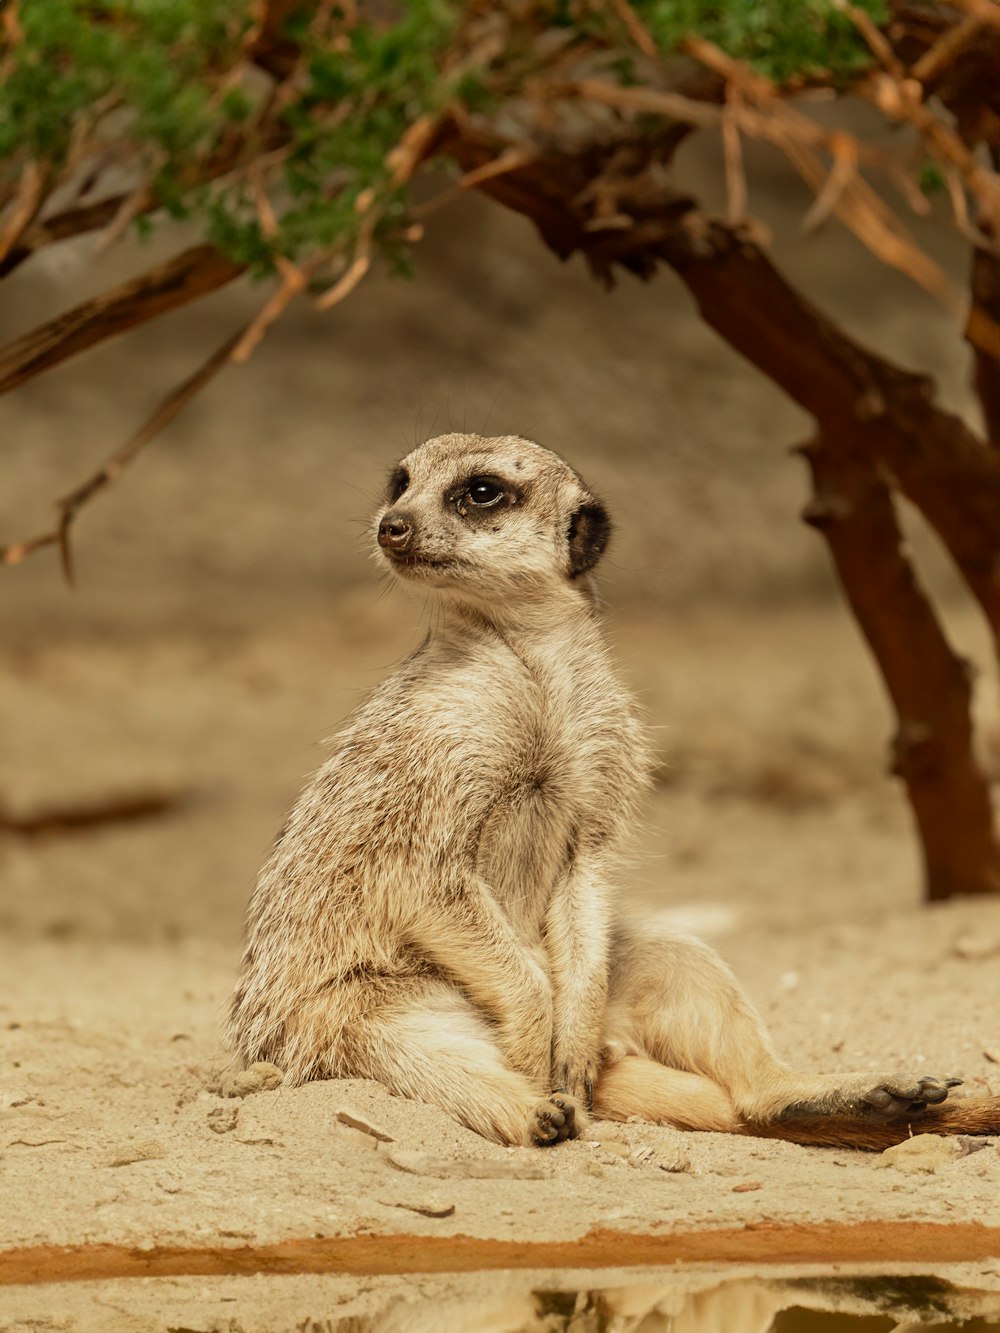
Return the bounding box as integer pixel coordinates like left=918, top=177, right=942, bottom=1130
left=388, top=467, right=409, bottom=502
left=466, top=478, right=504, bottom=507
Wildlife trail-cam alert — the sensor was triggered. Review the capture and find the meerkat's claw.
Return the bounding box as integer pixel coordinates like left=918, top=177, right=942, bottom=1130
left=554, top=1063, right=598, bottom=1113
left=861, top=1075, right=959, bottom=1117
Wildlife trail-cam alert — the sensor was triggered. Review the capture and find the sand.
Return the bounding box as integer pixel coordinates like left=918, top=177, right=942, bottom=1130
left=3, top=601, right=1000, bottom=1331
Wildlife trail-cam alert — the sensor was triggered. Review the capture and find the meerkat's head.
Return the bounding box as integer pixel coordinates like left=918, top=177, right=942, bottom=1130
left=374, top=433, right=610, bottom=609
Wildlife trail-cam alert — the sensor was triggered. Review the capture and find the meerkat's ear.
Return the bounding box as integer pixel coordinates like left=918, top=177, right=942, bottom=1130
left=568, top=500, right=611, bottom=577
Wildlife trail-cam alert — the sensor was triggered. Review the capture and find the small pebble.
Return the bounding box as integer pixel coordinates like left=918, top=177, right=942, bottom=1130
left=953, top=934, right=1000, bottom=961
left=102, top=1139, right=167, bottom=1168
left=875, top=1134, right=966, bottom=1174
left=658, top=1152, right=692, bottom=1174
left=336, top=1107, right=394, bottom=1142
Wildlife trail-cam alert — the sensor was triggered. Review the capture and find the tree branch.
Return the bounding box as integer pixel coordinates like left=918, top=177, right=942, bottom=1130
left=1, top=322, right=250, bottom=577
left=646, top=218, right=1000, bottom=646
left=967, top=147, right=1000, bottom=448
left=0, top=245, right=245, bottom=397
left=0, top=194, right=129, bottom=278
left=438, top=124, right=1000, bottom=644
left=800, top=436, right=1000, bottom=898
left=970, top=239, right=1000, bottom=447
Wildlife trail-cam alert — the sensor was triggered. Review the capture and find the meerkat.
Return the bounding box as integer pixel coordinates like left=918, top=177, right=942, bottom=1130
left=228, top=432, right=1000, bottom=1150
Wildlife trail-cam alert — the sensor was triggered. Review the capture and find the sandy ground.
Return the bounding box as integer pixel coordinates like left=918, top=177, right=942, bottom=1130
left=3, top=600, right=1000, bottom=1331
left=4, top=131, right=1000, bottom=1329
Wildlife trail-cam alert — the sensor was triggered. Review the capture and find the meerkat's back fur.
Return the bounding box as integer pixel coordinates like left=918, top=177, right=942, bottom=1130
left=229, top=433, right=1000, bottom=1149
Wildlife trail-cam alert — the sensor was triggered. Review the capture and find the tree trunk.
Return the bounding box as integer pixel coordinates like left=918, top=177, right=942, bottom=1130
left=801, top=435, right=1000, bottom=899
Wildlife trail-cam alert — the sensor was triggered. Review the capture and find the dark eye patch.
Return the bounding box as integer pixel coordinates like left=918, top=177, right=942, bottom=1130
left=387, top=466, right=409, bottom=502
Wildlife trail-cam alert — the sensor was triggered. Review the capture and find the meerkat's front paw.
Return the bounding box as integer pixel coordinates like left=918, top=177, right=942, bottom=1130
left=530, top=1094, right=583, bottom=1146
left=554, top=1059, right=599, bottom=1112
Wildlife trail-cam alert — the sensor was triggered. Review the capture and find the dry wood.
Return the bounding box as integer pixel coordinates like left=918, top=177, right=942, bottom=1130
left=0, top=159, right=48, bottom=264
left=0, top=195, right=129, bottom=278
left=800, top=436, right=1000, bottom=898
left=645, top=217, right=1000, bottom=647
left=1, top=323, right=250, bottom=576
left=0, top=792, right=180, bottom=836
left=970, top=239, right=1000, bottom=447
left=440, top=124, right=1000, bottom=609
left=968, top=145, right=1000, bottom=448
left=0, top=245, right=245, bottom=397
left=606, top=0, right=657, bottom=58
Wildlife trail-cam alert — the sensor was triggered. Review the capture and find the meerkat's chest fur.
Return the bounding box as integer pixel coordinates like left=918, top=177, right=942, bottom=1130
left=238, top=432, right=650, bottom=999
left=467, top=619, right=646, bottom=942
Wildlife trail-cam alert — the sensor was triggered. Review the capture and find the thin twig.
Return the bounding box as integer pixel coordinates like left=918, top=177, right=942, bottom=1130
left=835, top=0, right=906, bottom=78
left=314, top=251, right=371, bottom=310
left=94, top=183, right=155, bottom=256
left=0, top=0, right=24, bottom=79
left=0, top=194, right=128, bottom=278
left=910, top=13, right=989, bottom=84
left=1, top=324, right=250, bottom=578
left=722, top=85, right=747, bottom=224
left=865, top=72, right=1000, bottom=234
left=569, top=78, right=724, bottom=128
left=801, top=133, right=858, bottom=233
left=385, top=113, right=442, bottom=187
left=776, top=129, right=957, bottom=309
left=606, top=0, right=658, bottom=59
left=675, top=35, right=980, bottom=311
left=0, top=792, right=182, bottom=837
left=230, top=262, right=313, bottom=364
left=0, top=159, right=48, bottom=264
left=410, top=146, right=541, bottom=219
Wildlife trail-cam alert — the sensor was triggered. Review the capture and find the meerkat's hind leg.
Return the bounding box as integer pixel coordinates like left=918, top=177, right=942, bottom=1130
left=603, top=926, right=798, bottom=1126
left=351, top=983, right=584, bottom=1148
left=605, top=925, right=966, bottom=1134
left=593, top=1055, right=738, bottom=1132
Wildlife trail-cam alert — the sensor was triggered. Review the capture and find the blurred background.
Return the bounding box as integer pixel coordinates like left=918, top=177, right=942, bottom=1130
left=2, top=127, right=995, bottom=956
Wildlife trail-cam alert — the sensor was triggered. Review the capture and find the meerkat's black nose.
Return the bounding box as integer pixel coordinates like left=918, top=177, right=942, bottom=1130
left=378, top=513, right=413, bottom=552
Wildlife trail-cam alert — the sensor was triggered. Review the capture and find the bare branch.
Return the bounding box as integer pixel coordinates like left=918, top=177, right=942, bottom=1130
left=1, top=322, right=249, bottom=576
left=313, top=251, right=371, bottom=311
left=968, top=145, right=1000, bottom=448
left=0, top=195, right=130, bottom=278
left=0, top=245, right=245, bottom=397
left=969, top=246, right=1000, bottom=446
left=0, top=791, right=181, bottom=836
left=0, top=160, right=49, bottom=264
left=435, top=124, right=1000, bottom=645
left=606, top=0, right=658, bottom=59
left=721, top=86, right=748, bottom=225
left=653, top=217, right=1000, bottom=647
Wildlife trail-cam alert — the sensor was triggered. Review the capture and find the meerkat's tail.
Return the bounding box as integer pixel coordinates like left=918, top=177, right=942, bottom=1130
left=741, top=1097, right=1000, bottom=1151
